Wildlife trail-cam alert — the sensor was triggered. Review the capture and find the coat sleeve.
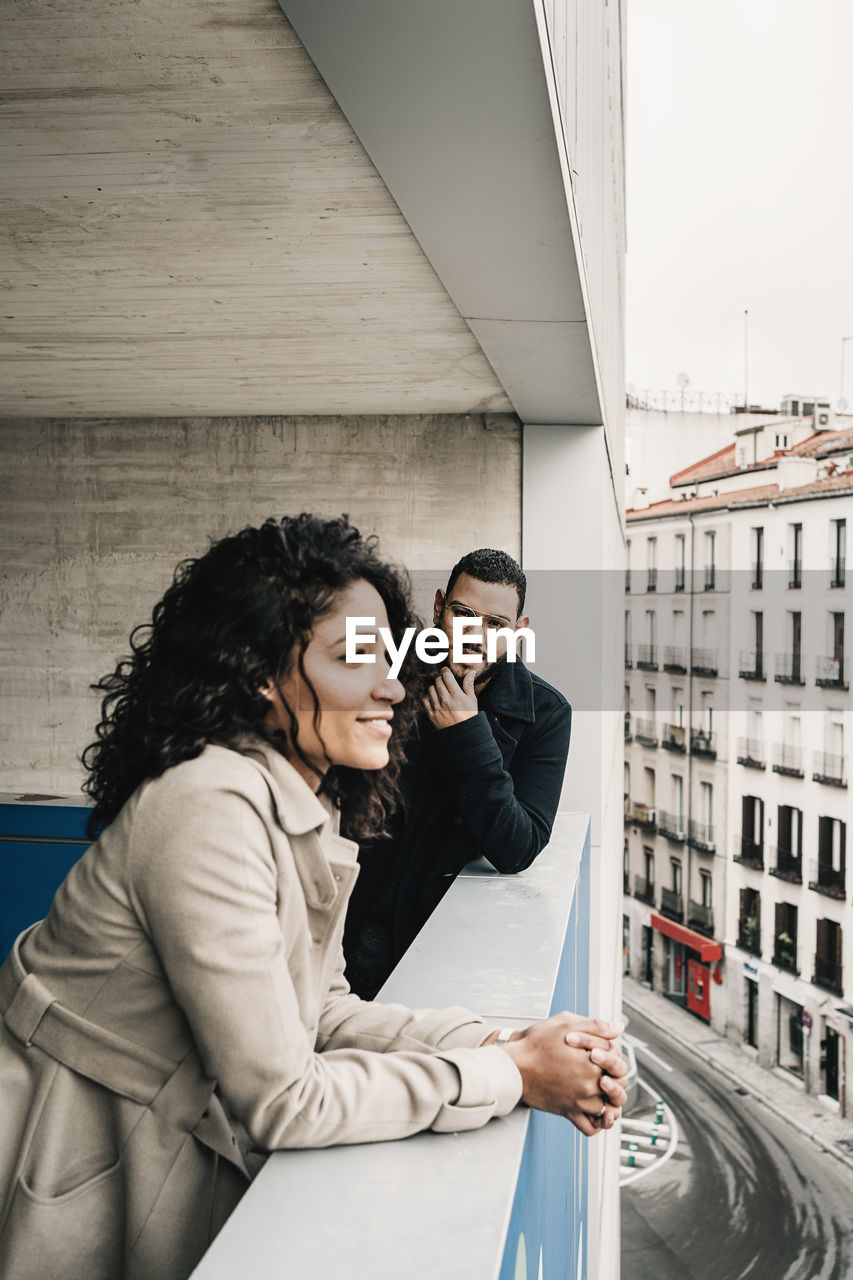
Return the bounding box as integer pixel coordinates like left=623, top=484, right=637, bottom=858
left=430, top=695, right=572, bottom=873
left=128, top=768, right=521, bottom=1150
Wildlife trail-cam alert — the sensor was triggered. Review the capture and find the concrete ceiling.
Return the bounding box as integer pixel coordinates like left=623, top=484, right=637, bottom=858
left=277, top=0, right=603, bottom=425
left=0, top=0, right=513, bottom=417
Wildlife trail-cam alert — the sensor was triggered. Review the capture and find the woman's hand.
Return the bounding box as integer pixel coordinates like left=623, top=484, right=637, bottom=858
left=488, top=1013, right=628, bottom=1137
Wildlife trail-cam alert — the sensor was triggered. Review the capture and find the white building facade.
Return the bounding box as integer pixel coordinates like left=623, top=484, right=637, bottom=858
left=625, top=413, right=853, bottom=1117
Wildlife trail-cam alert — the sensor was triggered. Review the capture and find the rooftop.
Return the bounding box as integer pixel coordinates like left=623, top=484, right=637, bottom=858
left=627, top=469, right=853, bottom=522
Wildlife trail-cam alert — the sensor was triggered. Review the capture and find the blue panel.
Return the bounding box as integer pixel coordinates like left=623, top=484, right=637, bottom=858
left=0, top=801, right=91, bottom=961
left=498, top=827, right=590, bottom=1280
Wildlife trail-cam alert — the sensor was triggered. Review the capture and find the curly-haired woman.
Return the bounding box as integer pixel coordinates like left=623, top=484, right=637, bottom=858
left=0, top=515, right=625, bottom=1280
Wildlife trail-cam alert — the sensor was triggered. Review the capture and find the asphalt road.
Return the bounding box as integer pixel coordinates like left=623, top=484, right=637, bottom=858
left=621, top=1005, right=853, bottom=1280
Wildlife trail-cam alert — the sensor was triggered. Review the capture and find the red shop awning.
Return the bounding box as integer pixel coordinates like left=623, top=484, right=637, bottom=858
left=651, top=913, right=723, bottom=963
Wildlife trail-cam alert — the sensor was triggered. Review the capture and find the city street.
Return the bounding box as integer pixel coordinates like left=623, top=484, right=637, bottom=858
left=621, top=1005, right=853, bottom=1280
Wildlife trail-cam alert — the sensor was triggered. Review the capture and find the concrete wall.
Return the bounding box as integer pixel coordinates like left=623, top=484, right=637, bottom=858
left=0, top=415, right=520, bottom=792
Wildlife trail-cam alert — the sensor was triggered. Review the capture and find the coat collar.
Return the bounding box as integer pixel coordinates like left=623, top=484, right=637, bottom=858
left=236, top=736, right=331, bottom=837
left=480, top=657, right=536, bottom=723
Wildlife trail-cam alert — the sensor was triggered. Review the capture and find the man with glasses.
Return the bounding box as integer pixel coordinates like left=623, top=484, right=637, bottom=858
left=343, top=548, right=572, bottom=998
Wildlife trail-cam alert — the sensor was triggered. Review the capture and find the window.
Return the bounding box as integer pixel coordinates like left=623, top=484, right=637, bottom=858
left=751, top=527, right=764, bottom=588
left=671, top=860, right=682, bottom=895
left=645, top=685, right=656, bottom=717
left=647, top=537, right=658, bottom=592
left=624, top=610, right=632, bottom=666
left=643, top=766, right=656, bottom=808
left=700, top=870, right=712, bottom=909
left=831, top=519, right=846, bottom=587
left=623, top=842, right=630, bottom=894
left=625, top=539, right=631, bottom=593
left=675, top=534, right=686, bottom=591
left=701, top=692, right=714, bottom=733
left=789, top=523, right=802, bottom=589
left=700, top=781, right=713, bottom=830
left=672, top=774, right=684, bottom=826
left=777, top=805, right=803, bottom=862
left=774, top=432, right=791, bottom=450
left=643, top=848, right=654, bottom=887
left=704, top=531, right=716, bottom=590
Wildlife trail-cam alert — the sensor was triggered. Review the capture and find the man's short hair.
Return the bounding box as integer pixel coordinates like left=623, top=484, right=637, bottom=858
left=445, top=549, right=527, bottom=616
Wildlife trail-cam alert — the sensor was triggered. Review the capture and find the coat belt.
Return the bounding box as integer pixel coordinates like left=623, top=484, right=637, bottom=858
left=0, top=930, right=178, bottom=1106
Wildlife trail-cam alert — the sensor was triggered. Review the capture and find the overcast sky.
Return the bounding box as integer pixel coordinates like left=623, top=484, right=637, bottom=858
left=625, top=0, right=853, bottom=411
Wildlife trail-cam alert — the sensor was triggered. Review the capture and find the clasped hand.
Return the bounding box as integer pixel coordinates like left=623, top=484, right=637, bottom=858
left=486, top=1012, right=628, bottom=1136
left=424, top=667, right=479, bottom=728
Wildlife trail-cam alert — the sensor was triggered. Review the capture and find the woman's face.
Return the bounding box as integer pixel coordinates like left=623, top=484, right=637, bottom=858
left=264, top=579, right=405, bottom=789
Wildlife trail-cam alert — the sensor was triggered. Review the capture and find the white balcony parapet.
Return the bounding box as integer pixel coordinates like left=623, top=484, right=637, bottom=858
left=191, top=814, right=592, bottom=1280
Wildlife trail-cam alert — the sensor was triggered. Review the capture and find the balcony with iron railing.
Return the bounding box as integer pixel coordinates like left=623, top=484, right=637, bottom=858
left=774, top=652, right=805, bottom=686
left=772, top=744, right=804, bottom=778
left=663, top=646, right=688, bottom=674
left=660, top=723, right=686, bottom=753
left=687, top=819, right=715, bottom=853
left=816, top=655, right=848, bottom=690
left=772, top=935, right=799, bottom=975
left=657, top=810, right=686, bottom=843
left=630, top=802, right=657, bottom=831
left=767, top=846, right=803, bottom=884
left=633, top=875, right=655, bottom=906
left=737, top=917, right=762, bottom=956
left=691, top=648, right=718, bottom=678
left=733, top=834, right=764, bottom=871
left=687, top=900, right=714, bottom=938
left=812, top=952, right=843, bottom=996
left=659, top=886, right=683, bottom=922
left=690, top=727, right=716, bottom=758
left=738, top=650, right=765, bottom=681
left=736, top=737, right=766, bottom=770
left=812, top=751, right=848, bottom=789
left=634, top=718, right=658, bottom=748
left=788, top=560, right=802, bottom=590
left=636, top=644, right=658, bottom=671
left=808, top=859, right=846, bottom=901
left=829, top=557, right=846, bottom=589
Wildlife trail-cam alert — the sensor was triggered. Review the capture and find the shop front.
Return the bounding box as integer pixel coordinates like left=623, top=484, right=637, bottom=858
left=650, top=912, right=723, bottom=1023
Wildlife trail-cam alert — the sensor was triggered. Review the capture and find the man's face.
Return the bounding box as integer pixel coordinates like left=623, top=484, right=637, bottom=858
left=433, top=572, right=529, bottom=685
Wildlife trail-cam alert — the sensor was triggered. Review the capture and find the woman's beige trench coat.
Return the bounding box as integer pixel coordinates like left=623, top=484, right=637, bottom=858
left=0, top=740, right=522, bottom=1280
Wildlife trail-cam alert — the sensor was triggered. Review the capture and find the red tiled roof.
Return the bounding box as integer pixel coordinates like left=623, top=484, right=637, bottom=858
left=669, top=443, right=736, bottom=485
left=628, top=470, right=853, bottom=521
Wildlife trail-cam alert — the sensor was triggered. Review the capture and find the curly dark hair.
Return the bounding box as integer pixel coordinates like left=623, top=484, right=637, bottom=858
left=82, top=515, right=425, bottom=840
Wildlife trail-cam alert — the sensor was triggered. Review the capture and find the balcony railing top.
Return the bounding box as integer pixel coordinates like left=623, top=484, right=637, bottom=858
left=634, top=717, right=658, bottom=746
left=813, top=952, right=843, bottom=996
left=633, top=874, right=655, bottom=905
left=772, top=941, right=799, bottom=975
left=808, top=859, right=846, bottom=900
left=816, top=655, right=848, bottom=689
left=736, top=737, right=766, bottom=769
left=663, top=646, right=688, bottom=673
left=690, top=727, right=716, bottom=757
left=767, top=845, right=803, bottom=884
left=772, top=744, right=804, bottom=778
left=636, top=644, right=658, bottom=671
left=688, top=818, right=715, bottom=853
left=661, top=723, right=686, bottom=752
left=659, top=886, right=684, bottom=922
left=738, top=649, right=765, bottom=681
left=733, top=834, right=764, bottom=871
left=630, top=802, right=657, bottom=830
left=774, top=652, right=805, bottom=685
left=687, top=900, right=714, bottom=938
left=690, top=647, right=718, bottom=677
left=812, top=751, right=848, bottom=789
left=657, top=809, right=686, bottom=842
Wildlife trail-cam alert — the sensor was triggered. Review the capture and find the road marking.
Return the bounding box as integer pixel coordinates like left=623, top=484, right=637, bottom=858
left=624, top=1033, right=674, bottom=1074
left=620, top=1077, right=680, bottom=1188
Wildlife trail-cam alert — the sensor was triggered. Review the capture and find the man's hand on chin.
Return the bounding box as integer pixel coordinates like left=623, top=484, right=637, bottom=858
left=424, top=666, right=479, bottom=728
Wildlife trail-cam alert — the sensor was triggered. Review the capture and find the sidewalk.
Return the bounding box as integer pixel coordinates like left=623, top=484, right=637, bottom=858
left=622, top=977, right=853, bottom=1174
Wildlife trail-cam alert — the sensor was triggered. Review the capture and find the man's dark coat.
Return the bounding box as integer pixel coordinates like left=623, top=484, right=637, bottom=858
left=343, top=658, right=572, bottom=997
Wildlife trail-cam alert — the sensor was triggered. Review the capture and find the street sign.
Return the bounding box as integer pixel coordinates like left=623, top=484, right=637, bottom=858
left=801, top=1010, right=813, bottom=1029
